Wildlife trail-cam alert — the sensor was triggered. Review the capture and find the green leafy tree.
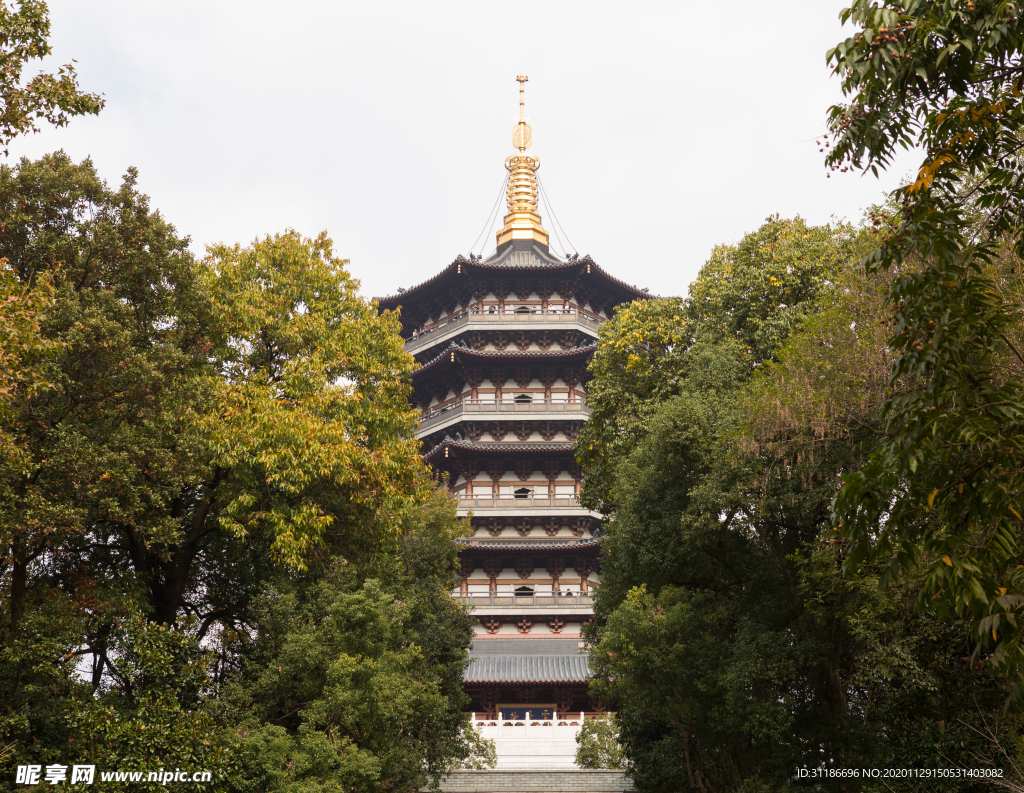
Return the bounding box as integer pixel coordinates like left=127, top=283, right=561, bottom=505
left=826, top=0, right=1024, bottom=695
left=0, top=152, right=215, bottom=642
left=0, top=155, right=476, bottom=788
left=577, top=216, right=865, bottom=517
left=580, top=222, right=1018, bottom=791
left=212, top=487, right=490, bottom=793
left=0, top=0, right=104, bottom=154
left=201, top=231, right=424, bottom=569
left=688, top=215, right=864, bottom=365
left=575, top=717, right=626, bottom=771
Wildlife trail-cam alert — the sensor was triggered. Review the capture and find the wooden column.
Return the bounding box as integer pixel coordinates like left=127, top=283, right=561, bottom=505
left=487, top=460, right=504, bottom=497
left=459, top=462, right=479, bottom=497
left=483, top=557, right=501, bottom=596
left=460, top=558, right=474, bottom=597
left=491, top=366, right=507, bottom=404
left=575, top=559, right=592, bottom=593
left=546, top=556, right=566, bottom=593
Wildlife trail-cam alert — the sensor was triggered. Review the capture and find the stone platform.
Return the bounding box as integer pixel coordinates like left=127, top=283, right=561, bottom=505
left=436, top=770, right=633, bottom=792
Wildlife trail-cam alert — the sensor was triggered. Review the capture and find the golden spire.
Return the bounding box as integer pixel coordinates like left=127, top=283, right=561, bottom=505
left=496, top=74, right=549, bottom=250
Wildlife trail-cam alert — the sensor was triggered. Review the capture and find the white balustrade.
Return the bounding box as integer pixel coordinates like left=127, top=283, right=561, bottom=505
left=469, top=711, right=591, bottom=769
left=405, top=309, right=603, bottom=353
left=419, top=397, right=590, bottom=432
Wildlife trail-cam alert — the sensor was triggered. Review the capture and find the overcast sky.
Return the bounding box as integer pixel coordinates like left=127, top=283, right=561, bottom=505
left=7, top=0, right=921, bottom=301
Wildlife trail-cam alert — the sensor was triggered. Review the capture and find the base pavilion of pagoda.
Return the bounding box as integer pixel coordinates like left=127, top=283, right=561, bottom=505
left=376, top=77, right=646, bottom=769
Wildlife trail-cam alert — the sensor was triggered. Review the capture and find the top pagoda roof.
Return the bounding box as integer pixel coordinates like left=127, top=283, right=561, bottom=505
left=375, top=248, right=647, bottom=312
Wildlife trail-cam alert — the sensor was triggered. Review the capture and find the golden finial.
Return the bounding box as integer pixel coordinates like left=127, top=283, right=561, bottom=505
left=496, top=74, right=549, bottom=251
left=513, top=74, right=532, bottom=153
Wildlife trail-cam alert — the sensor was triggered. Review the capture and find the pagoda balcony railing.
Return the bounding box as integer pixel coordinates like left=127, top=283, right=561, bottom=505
left=453, top=593, right=593, bottom=608
left=404, top=308, right=604, bottom=354
left=457, top=495, right=585, bottom=510
left=418, top=397, right=590, bottom=434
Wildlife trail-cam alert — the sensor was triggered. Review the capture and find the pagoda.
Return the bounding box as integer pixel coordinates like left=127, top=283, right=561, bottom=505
left=376, top=76, right=646, bottom=735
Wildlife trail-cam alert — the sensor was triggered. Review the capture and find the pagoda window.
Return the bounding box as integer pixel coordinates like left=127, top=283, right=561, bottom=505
left=514, top=586, right=534, bottom=597
left=514, top=393, right=532, bottom=404
left=513, top=487, right=532, bottom=500
left=515, top=305, right=531, bottom=315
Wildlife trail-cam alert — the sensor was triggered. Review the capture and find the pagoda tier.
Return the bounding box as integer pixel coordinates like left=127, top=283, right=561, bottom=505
left=457, top=539, right=599, bottom=645
left=463, top=638, right=600, bottom=718
left=413, top=346, right=595, bottom=466
left=377, top=247, right=645, bottom=346
left=463, top=683, right=597, bottom=722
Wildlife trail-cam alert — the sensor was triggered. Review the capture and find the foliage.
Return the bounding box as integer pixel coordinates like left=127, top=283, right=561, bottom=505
left=575, top=716, right=626, bottom=771
left=580, top=221, right=1020, bottom=791
left=212, top=487, right=489, bottom=793
left=0, top=606, right=234, bottom=791
left=0, top=0, right=103, bottom=154
left=202, top=231, right=424, bottom=569
left=575, top=298, right=690, bottom=515
left=0, top=151, right=216, bottom=641
left=0, top=154, right=475, bottom=790
left=826, top=0, right=1024, bottom=696
left=67, top=617, right=233, bottom=791
left=576, top=216, right=867, bottom=516
left=687, top=215, right=865, bottom=366
left=0, top=258, right=55, bottom=463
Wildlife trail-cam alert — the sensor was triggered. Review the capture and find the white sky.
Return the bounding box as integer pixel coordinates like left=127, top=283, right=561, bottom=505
left=6, top=0, right=921, bottom=301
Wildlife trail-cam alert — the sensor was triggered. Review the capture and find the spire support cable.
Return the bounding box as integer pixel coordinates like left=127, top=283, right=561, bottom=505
left=470, top=171, right=510, bottom=255
left=538, top=185, right=568, bottom=259
left=537, top=175, right=577, bottom=255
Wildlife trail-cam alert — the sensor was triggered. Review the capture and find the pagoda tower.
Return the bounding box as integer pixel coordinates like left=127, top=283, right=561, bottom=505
left=376, top=76, right=646, bottom=735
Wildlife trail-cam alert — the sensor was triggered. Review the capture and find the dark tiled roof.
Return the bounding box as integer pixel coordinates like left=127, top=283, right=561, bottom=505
left=375, top=255, right=646, bottom=310
left=413, top=342, right=596, bottom=379
left=460, top=538, right=601, bottom=550
left=424, top=438, right=574, bottom=462
left=464, top=654, right=591, bottom=683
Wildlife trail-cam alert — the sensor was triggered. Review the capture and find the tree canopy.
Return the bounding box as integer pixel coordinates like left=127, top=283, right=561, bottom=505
left=578, top=216, right=1020, bottom=792
left=826, top=0, right=1024, bottom=696
left=0, top=154, right=486, bottom=791
left=0, top=0, right=103, bottom=154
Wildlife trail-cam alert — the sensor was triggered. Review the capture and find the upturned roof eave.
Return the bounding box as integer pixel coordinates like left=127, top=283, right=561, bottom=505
left=412, top=341, right=597, bottom=380
left=458, top=537, right=601, bottom=550
left=423, top=438, right=575, bottom=463
left=462, top=654, right=591, bottom=684
left=374, top=255, right=647, bottom=311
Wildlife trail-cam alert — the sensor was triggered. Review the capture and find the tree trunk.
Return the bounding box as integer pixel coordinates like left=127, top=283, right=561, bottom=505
left=8, top=530, right=28, bottom=639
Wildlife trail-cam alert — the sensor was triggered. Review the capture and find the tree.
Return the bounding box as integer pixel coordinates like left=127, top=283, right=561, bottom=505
left=0, top=152, right=425, bottom=637
left=0, top=154, right=477, bottom=787
left=576, top=216, right=864, bottom=517
left=201, top=231, right=424, bottom=569
left=210, top=486, right=490, bottom=793
left=579, top=219, right=1019, bottom=791
left=0, top=0, right=104, bottom=154
left=575, top=717, right=626, bottom=771
left=826, top=0, right=1024, bottom=695
left=0, top=152, right=215, bottom=642
left=688, top=215, right=865, bottom=366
